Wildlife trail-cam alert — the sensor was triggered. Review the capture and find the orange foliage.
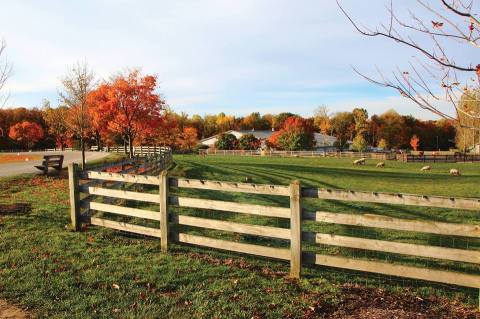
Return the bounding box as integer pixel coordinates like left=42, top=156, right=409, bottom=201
left=88, top=70, right=165, bottom=155
left=410, top=135, right=420, bottom=151
left=178, top=127, right=198, bottom=150
left=8, top=121, right=44, bottom=149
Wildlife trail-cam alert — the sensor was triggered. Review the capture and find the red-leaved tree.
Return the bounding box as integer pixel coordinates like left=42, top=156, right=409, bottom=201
left=8, top=121, right=44, bottom=149
left=410, top=135, right=420, bottom=151
left=88, top=70, right=165, bottom=157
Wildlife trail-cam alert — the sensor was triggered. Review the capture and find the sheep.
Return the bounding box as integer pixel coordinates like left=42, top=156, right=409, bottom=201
left=376, top=162, right=385, bottom=168
left=353, top=158, right=366, bottom=165
left=449, top=168, right=460, bottom=176
left=420, top=165, right=431, bottom=172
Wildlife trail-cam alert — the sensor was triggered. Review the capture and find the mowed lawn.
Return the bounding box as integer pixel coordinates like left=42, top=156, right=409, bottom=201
left=172, top=154, right=480, bottom=197
left=0, top=154, right=479, bottom=318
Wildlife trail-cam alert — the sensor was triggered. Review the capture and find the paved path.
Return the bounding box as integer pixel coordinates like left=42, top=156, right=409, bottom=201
left=0, top=151, right=110, bottom=177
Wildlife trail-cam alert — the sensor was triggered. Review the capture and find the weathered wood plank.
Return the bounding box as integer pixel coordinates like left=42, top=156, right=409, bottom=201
left=82, top=170, right=161, bottom=185
left=90, top=217, right=162, bottom=238
left=315, top=233, right=480, bottom=264
left=174, top=215, right=290, bottom=239
left=289, top=180, right=302, bottom=278
left=313, top=254, right=480, bottom=288
left=79, top=186, right=159, bottom=203
left=177, top=233, right=290, bottom=260
left=170, top=178, right=290, bottom=196
left=169, top=196, right=290, bottom=219
left=303, top=211, right=480, bottom=238
left=68, top=163, right=81, bottom=231
left=301, top=188, right=480, bottom=211
left=159, top=171, right=169, bottom=252
left=81, top=201, right=160, bottom=221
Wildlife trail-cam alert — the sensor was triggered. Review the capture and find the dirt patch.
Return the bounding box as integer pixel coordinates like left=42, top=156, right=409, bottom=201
left=326, top=284, right=479, bottom=319
left=0, top=299, right=31, bottom=319
left=0, top=204, right=31, bottom=216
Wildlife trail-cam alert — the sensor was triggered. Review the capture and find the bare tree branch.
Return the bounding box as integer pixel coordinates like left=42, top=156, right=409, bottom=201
left=0, top=39, right=12, bottom=108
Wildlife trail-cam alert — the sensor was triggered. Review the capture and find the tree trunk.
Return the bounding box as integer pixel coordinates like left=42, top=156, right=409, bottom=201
left=128, top=134, right=134, bottom=158
left=80, top=138, right=86, bottom=169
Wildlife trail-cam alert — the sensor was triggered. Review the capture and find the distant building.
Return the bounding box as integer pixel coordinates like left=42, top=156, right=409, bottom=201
left=200, top=129, right=339, bottom=150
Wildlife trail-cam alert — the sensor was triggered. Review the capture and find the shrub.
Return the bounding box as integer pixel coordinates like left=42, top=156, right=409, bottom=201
left=214, top=133, right=238, bottom=150
left=238, top=134, right=260, bottom=150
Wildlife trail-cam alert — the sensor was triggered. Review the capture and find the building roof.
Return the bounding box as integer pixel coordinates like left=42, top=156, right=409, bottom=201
left=200, top=130, right=338, bottom=146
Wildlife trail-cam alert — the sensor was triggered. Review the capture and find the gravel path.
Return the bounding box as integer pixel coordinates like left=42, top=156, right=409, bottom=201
left=0, top=151, right=110, bottom=177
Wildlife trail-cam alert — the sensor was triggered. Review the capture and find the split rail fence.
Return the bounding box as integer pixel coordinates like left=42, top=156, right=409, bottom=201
left=68, top=164, right=480, bottom=303
left=199, top=149, right=395, bottom=160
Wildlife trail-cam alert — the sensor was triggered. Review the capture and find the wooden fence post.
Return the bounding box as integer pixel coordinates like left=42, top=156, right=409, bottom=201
left=289, top=180, right=302, bottom=278
left=159, top=170, right=169, bottom=252
left=68, top=163, right=80, bottom=231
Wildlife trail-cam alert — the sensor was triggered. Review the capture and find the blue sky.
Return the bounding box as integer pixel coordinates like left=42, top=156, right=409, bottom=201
left=0, top=0, right=474, bottom=119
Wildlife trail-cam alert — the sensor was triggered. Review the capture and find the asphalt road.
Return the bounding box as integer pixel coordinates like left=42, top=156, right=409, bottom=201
left=0, top=151, right=110, bottom=177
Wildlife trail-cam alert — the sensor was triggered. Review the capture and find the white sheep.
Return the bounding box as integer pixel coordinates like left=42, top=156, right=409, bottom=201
left=420, top=165, right=431, bottom=172
left=376, top=162, right=385, bottom=168
left=353, top=158, right=366, bottom=165
left=449, top=168, right=460, bottom=176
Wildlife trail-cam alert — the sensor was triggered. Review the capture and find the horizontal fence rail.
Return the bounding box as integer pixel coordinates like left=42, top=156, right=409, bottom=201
left=68, top=154, right=480, bottom=306
left=199, top=149, right=396, bottom=160
left=302, top=188, right=480, bottom=211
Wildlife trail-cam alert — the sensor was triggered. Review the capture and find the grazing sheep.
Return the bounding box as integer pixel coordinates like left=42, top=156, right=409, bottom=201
left=449, top=168, right=460, bottom=176
left=353, top=158, right=366, bottom=165
left=376, top=162, right=385, bottom=168
left=420, top=165, right=431, bottom=172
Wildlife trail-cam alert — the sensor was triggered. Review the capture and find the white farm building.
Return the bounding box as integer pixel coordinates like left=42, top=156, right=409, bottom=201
left=200, top=130, right=338, bottom=150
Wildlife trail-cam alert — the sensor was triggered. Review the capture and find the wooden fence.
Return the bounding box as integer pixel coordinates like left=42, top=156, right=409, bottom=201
left=199, top=149, right=396, bottom=160
left=398, top=153, right=480, bottom=163
left=102, top=145, right=170, bottom=157
left=68, top=166, right=480, bottom=303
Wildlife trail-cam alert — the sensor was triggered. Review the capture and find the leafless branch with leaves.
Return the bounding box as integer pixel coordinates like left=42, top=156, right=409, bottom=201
left=337, top=0, right=480, bottom=129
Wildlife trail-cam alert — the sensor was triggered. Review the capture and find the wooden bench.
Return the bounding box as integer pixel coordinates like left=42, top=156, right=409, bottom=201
left=34, top=155, right=64, bottom=175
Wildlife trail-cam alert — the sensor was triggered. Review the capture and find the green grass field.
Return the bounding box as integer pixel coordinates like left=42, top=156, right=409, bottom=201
left=0, top=154, right=479, bottom=318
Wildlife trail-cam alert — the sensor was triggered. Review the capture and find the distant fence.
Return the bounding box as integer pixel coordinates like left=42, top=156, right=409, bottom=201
left=68, top=162, right=480, bottom=302
left=199, top=149, right=396, bottom=160
left=398, top=153, right=480, bottom=163
left=102, top=145, right=170, bottom=157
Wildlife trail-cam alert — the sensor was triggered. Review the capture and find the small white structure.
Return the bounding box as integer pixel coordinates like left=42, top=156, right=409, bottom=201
left=200, top=130, right=339, bottom=150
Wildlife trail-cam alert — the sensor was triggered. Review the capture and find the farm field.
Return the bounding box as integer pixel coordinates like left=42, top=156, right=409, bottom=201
left=0, top=154, right=479, bottom=318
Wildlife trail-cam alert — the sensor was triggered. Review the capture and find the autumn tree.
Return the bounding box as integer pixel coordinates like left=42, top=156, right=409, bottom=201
left=377, top=138, right=388, bottom=150
left=60, top=62, right=95, bottom=167
left=410, top=135, right=420, bottom=151
left=273, top=112, right=297, bottom=130
left=215, top=133, right=238, bottom=150
left=88, top=69, right=165, bottom=157
left=178, top=127, right=198, bottom=151
left=331, top=112, right=355, bottom=150
left=241, top=112, right=270, bottom=130
left=352, top=108, right=368, bottom=137
left=43, top=101, right=70, bottom=150
left=268, top=116, right=315, bottom=151
left=352, top=134, right=368, bottom=152
left=9, top=121, right=44, bottom=149
left=456, top=89, right=480, bottom=151
left=238, top=134, right=260, bottom=150
left=313, top=105, right=332, bottom=135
